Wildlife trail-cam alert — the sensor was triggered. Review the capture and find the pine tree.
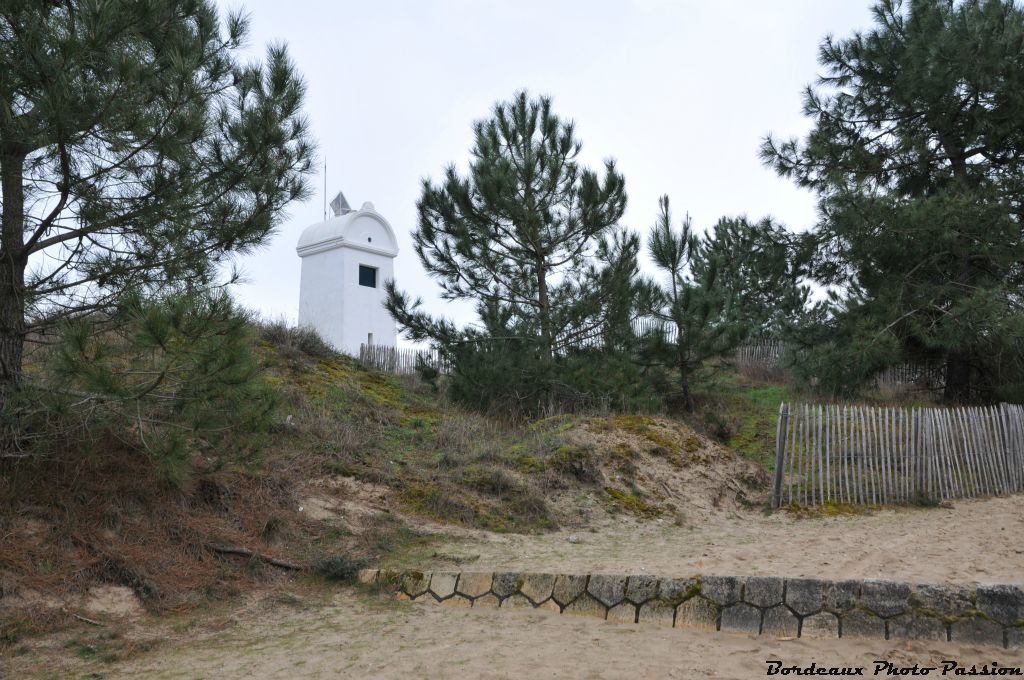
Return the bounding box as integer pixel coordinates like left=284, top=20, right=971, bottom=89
left=697, top=216, right=810, bottom=337
left=0, top=1, right=314, bottom=389
left=384, top=92, right=655, bottom=416
left=48, top=291, right=275, bottom=484
left=762, top=0, right=1024, bottom=402
left=385, top=91, right=627, bottom=360
left=645, top=196, right=747, bottom=410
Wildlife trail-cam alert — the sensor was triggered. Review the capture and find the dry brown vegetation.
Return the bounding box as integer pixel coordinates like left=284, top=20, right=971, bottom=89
left=0, top=323, right=771, bottom=648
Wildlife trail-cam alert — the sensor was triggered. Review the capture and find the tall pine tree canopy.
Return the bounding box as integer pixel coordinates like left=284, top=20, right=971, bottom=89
left=762, top=0, right=1024, bottom=402
left=385, top=91, right=630, bottom=358
left=0, top=0, right=315, bottom=386
left=695, top=215, right=810, bottom=337
left=385, top=92, right=661, bottom=416
left=640, top=196, right=810, bottom=410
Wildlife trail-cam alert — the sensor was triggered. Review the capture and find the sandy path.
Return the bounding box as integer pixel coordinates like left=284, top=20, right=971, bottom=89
left=404, top=496, right=1024, bottom=584
left=11, top=591, right=1022, bottom=680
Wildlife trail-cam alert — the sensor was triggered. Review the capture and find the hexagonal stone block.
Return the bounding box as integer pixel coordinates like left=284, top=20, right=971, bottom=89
left=440, top=595, right=472, bottom=608
left=456, top=572, right=493, bottom=598
left=841, top=609, right=884, bottom=639
left=377, top=569, right=403, bottom=590
left=786, top=578, right=825, bottom=616
left=638, top=599, right=675, bottom=627
left=356, top=568, right=378, bottom=585
left=538, top=599, right=561, bottom=613
left=607, top=602, right=637, bottom=623
left=563, top=593, right=607, bottom=619
left=658, top=577, right=699, bottom=605
left=721, top=603, right=762, bottom=634
left=588, top=574, right=628, bottom=608
left=500, top=594, right=533, bottom=610
left=473, top=593, right=499, bottom=608
left=402, top=571, right=431, bottom=598
left=911, top=583, right=973, bottom=618
left=950, top=616, right=1004, bottom=646
left=860, top=580, right=911, bottom=618
left=977, top=584, right=1024, bottom=626
left=801, top=612, right=839, bottom=639
left=491, top=571, right=520, bottom=598
left=825, top=580, right=860, bottom=614
left=675, top=597, right=718, bottom=632
left=703, top=576, right=743, bottom=607
left=762, top=605, right=798, bottom=637
left=520, top=573, right=556, bottom=604
left=626, top=575, right=660, bottom=604
left=744, top=577, right=784, bottom=608
left=552, top=574, right=588, bottom=606
left=429, top=572, right=458, bottom=600
left=888, top=614, right=948, bottom=642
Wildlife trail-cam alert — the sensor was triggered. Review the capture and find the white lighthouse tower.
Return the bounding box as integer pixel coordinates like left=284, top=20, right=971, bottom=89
left=296, top=191, right=399, bottom=355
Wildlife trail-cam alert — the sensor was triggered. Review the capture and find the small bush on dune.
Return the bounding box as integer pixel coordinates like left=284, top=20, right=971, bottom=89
left=548, top=443, right=603, bottom=484
left=257, top=319, right=337, bottom=360
left=445, top=339, right=664, bottom=421
left=312, top=554, right=366, bottom=582
left=2, top=292, right=276, bottom=481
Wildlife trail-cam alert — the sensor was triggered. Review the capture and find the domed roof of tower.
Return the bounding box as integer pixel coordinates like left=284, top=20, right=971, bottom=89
left=296, top=196, right=399, bottom=258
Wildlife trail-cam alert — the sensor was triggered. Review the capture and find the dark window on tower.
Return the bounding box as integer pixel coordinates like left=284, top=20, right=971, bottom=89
left=358, top=265, right=377, bottom=288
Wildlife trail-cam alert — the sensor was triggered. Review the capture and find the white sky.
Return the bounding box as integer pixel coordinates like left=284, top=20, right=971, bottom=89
left=227, top=0, right=876, bottom=338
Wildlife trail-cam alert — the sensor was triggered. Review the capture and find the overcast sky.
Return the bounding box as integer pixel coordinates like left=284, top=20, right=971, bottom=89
left=227, top=0, right=877, bottom=339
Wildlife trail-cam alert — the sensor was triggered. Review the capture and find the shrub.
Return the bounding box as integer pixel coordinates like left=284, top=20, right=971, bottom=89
left=5, top=291, right=275, bottom=486
left=446, top=339, right=663, bottom=420
left=548, top=443, right=603, bottom=484
left=258, top=319, right=336, bottom=359
left=313, top=554, right=366, bottom=582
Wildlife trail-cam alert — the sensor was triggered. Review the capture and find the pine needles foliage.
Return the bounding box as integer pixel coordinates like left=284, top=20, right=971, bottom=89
left=386, top=91, right=662, bottom=417
left=4, top=292, right=274, bottom=486
left=763, top=0, right=1024, bottom=402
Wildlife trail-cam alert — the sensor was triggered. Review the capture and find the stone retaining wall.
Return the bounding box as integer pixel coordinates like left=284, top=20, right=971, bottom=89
left=358, top=570, right=1024, bottom=649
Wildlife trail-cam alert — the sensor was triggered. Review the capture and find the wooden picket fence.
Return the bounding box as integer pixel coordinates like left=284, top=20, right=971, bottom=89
left=771, top=402, right=1024, bottom=508
left=733, top=340, right=784, bottom=367
left=631, top=317, right=678, bottom=343
left=730, top=342, right=945, bottom=390
left=875, top=363, right=945, bottom=390
left=358, top=343, right=450, bottom=375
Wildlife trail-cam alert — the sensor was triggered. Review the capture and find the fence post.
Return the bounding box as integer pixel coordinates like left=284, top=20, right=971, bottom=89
left=911, top=408, right=921, bottom=499
left=772, top=402, right=790, bottom=509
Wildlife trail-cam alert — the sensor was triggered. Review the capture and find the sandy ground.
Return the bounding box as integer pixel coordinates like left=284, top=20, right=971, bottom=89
left=403, top=495, right=1024, bottom=584
left=5, top=497, right=1023, bottom=678
left=7, top=590, right=1023, bottom=680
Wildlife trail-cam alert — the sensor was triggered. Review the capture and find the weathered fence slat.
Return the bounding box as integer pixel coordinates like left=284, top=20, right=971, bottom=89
left=798, top=403, right=806, bottom=503
left=1005, top=404, right=1023, bottom=492
left=359, top=343, right=450, bottom=375
left=787, top=400, right=796, bottom=506
left=773, top=401, right=1024, bottom=508
left=771, top=403, right=788, bottom=509
left=880, top=407, right=891, bottom=503
left=825, top=404, right=833, bottom=503
left=816, top=405, right=825, bottom=504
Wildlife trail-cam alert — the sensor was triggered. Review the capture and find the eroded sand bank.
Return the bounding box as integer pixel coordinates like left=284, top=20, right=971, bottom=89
left=408, top=496, right=1024, bottom=584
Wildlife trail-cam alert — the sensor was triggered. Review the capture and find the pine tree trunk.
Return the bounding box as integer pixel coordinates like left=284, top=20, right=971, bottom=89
left=940, top=145, right=974, bottom=406
left=679, top=374, right=693, bottom=412
left=537, top=262, right=552, bottom=360
left=677, top=344, right=693, bottom=412
left=0, top=148, right=27, bottom=389
left=943, top=350, right=972, bottom=404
